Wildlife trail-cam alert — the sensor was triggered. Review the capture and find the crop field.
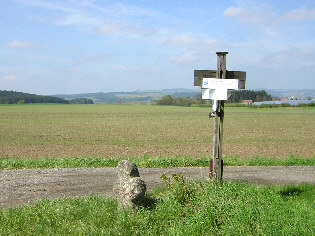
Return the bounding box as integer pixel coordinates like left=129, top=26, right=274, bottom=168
left=0, top=104, right=314, bottom=160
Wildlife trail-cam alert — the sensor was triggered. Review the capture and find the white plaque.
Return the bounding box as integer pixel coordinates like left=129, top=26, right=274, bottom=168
left=202, top=88, right=211, bottom=99
left=202, top=78, right=239, bottom=90
left=209, top=88, right=228, bottom=100
left=202, top=88, right=229, bottom=100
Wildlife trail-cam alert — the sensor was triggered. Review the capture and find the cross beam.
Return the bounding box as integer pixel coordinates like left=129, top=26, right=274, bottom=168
left=194, top=52, right=246, bottom=181
left=194, top=70, right=246, bottom=89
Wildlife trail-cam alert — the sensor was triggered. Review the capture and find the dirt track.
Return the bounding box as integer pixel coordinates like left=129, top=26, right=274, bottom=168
left=1, top=166, right=314, bottom=208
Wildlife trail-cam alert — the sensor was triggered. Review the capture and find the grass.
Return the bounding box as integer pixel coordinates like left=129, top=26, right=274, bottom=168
left=0, top=155, right=314, bottom=169
left=0, top=180, right=314, bottom=235
left=0, top=104, right=314, bottom=160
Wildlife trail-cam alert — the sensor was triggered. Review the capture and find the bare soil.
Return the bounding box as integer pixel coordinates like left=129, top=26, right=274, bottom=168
left=1, top=166, right=314, bottom=208
left=1, top=105, right=315, bottom=159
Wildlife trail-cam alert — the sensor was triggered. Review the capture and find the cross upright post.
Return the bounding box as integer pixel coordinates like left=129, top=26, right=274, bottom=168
left=194, top=52, right=246, bottom=182
left=212, top=52, right=228, bottom=181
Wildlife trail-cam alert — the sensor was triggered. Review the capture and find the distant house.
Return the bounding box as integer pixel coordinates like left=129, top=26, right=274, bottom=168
left=281, top=98, right=289, bottom=101
left=241, top=100, right=253, bottom=104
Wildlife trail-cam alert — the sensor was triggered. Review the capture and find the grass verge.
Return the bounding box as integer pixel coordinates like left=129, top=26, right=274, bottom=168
left=0, top=180, right=314, bottom=235
left=0, top=155, right=314, bottom=169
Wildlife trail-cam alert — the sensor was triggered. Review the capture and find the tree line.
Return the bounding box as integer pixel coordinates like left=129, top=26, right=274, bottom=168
left=0, top=90, right=68, bottom=104
left=68, top=98, right=94, bottom=104
left=156, top=90, right=273, bottom=106
left=227, top=90, right=272, bottom=103
left=156, top=95, right=203, bottom=106
left=0, top=91, right=94, bottom=104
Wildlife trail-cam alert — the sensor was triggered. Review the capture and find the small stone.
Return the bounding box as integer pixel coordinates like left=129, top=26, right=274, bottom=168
left=113, top=160, right=146, bottom=210
left=117, top=160, right=140, bottom=178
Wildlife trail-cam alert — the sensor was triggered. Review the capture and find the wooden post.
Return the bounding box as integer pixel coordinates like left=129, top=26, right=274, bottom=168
left=212, top=52, right=227, bottom=181
left=194, top=52, right=246, bottom=181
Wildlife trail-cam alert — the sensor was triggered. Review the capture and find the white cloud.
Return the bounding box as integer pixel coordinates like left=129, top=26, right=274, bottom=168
left=164, top=34, right=226, bottom=65
left=55, top=13, right=101, bottom=26
left=95, top=22, right=157, bottom=38
left=17, top=0, right=158, bottom=25
left=66, top=0, right=158, bottom=17
left=1, top=74, right=21, bottom=81
left=223, top=6, right=269, bottom=25
left=261, top=48, right=315, bottom=66
left=6, top=40, right=32, bottom=49
left=277, top=6, right=315, bottom=23
left=111, top=2, right=158, bottom=17
left=70, top=67, right=82, bottom=73
left=202, top=39, right=225, bottom=50
left=17, top=0, right=77, bottom=13
left=75, top=53, right=110, bottom=64
left=223, top=6, right=315, bottom=26
left=164, top=35, right=198, bottom=47
left=169, top=52, right=199, bottom=64
left=164, top=34, right=224, bottom=50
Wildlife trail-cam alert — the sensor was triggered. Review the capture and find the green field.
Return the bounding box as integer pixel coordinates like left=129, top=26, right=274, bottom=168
left=1, top=104, right=314, bottom=160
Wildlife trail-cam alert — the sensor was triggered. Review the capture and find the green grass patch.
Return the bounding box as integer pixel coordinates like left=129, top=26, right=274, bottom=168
left=0, top=155, right=314, bottom=169
left=224, top=155, right=315, bottom=166
left=0, top=180, right=314, bottom=235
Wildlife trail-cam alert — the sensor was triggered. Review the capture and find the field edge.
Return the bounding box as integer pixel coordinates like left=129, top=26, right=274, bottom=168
left=0, top=155, right=314, bottom=169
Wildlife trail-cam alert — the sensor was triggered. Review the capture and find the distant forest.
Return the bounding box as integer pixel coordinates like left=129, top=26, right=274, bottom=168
left=227, top=90, right=272, bottom=103
left=68, top=98, right=94, bottom=104
left=0, top=91, right=69, bottom=104
left=156, top=90, right=273, bottom=106
left=54, top=90, right=199, bottom=104
left=0, top=89, right=272, bottom=105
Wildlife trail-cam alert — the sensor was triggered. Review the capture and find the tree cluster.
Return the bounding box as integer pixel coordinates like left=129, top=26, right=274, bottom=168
left=228, top=90, right=272, bottom=103
left=156, top=95, right=206, bottom=106
left=156, top=90, right=273, bottom=107
left=0, top=90, right=69, bottom=104
left=69, top=98, right=94, bottom=104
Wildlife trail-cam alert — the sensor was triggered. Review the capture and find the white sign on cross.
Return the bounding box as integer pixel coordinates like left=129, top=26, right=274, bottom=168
left=201, top=78, right=239, bottom=110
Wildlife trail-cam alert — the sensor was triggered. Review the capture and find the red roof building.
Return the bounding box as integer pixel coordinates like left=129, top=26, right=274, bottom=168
left=241, top=100, right=253, bottom=104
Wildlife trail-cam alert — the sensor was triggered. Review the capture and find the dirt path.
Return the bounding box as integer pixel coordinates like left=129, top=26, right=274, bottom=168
left=1, top=166, right=314, bottom=208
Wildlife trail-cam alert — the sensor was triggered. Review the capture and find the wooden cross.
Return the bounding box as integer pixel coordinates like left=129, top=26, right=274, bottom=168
left=194, top=52, right=246, bottom=181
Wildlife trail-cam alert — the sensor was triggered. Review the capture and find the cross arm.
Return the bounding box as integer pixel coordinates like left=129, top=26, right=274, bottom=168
left=194, top=70, right=246, bottom=89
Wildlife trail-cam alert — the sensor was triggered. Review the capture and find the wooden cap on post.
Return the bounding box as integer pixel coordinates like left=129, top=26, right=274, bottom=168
left=216, top=52, right=228, bottom=55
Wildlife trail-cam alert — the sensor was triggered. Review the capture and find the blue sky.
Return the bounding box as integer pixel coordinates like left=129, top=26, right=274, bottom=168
left=1, top=0, right=315, bottom=94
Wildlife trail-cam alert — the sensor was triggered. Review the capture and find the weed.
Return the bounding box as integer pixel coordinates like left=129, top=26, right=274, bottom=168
left=161, top=173, right=193, bottom=206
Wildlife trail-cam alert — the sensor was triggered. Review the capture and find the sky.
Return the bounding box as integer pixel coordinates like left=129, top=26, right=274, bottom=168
left=1, top=0, right=315, bottom=95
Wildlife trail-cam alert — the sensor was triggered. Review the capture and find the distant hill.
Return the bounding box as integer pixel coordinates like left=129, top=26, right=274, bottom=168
left=55, top=92, right=118, bottom=103
left=265, top=89, right=315, bottom=99
left=53, top=88, right=200, bottom=104
left=3, top=88, right=313, bottom=105
left=0, top=90, right=68, bottom=104
left=52, top=88, right=315, bottom=104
